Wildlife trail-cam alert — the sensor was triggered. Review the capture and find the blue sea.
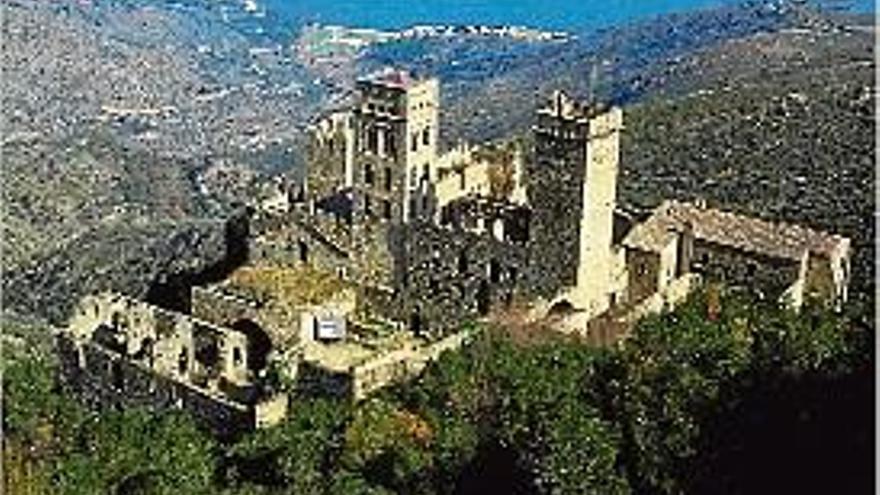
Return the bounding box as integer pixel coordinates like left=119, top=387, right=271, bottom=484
left=263, top=0, right=874, bottom=30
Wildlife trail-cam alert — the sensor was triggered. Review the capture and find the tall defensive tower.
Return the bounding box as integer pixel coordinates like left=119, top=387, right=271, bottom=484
left=527, top=91, right=623, bottom=317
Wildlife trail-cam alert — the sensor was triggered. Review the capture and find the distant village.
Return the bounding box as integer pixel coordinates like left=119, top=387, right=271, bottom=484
left=56, top=68, right=851, bottom=438
left=298, top=22, right=570, bottom=62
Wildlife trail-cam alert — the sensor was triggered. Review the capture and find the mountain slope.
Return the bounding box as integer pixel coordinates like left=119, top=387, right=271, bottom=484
left=620, top=21, right=875, bottom=302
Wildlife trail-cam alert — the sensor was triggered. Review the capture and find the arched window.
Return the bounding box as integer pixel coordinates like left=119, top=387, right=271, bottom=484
left=489, top=260, right=502, bottom=284
left=386, top=132, right=397, bottom=156
left=364, top=163, right=374, bottom=186
left=230, top=320, right=273, bottom=372
left=178, top=347, right=189, bottom=375
left=384, top=168, right=393, bottom=191
left=476, top=280, right=491, bottom=316
left=367, top=127, right=379, bottom=153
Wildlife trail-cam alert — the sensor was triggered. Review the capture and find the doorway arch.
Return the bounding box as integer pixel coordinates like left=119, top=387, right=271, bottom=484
left=230, top=319, right=273, bottom=373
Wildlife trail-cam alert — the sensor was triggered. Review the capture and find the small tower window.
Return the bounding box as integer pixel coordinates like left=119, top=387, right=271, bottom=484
left=382, top=200, right=392, bottom=220
left=298, top=240, right=309, bottom=263
left=364, top=163, right=374, bottom=186
left=233, top=347, right=242, bottom=367
left=111, top=361, right=124, bottom=390
left=422, top=126, right=431, bottom=146
left=489, top=260, right=502, bottom=283
left=384, top=168, right=393, bottom=192
left=178, top=347, right=189, bottom=375
left=364, top=195, right=373, bottom=217
left=411, top=133, right=419, bottom=152
left=386, top=132, right=397, bottom=156
left=746, top=261, right=758, bottom=277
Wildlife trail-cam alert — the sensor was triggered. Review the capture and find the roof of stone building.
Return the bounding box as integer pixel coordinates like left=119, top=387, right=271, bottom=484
left=622, top=200, right=848, bottom=261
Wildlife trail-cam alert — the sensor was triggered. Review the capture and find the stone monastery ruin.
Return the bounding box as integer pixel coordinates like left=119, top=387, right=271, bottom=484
left=57, top=69, right=852, bottom=437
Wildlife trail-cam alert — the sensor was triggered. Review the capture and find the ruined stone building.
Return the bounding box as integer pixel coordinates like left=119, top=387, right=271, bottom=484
left=57, top=68, right=852, bottom=436
left=57, top=293, right=287, bottom=438
left=293, top=69, right=850, bottom=328
left=286, top=72, right=632, bottom=334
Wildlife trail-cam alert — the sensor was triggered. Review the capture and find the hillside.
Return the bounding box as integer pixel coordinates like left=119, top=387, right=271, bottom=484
left=620, top=20, right=875, bottom=302
left=1, top=0, right=316, bottom=270
left=415, top=1, right=800, bottom=145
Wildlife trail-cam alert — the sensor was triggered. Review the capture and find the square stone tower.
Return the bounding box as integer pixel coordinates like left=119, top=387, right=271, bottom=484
left=527, top=91, right=623, bottom=317
left=351, top=69, right=439, bottom=225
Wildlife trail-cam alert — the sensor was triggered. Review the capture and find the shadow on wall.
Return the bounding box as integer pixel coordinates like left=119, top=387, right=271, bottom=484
left=146, top=208, right=252, bottom=314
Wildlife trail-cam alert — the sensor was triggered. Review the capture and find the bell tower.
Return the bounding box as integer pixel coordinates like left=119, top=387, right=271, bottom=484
left=351, top=69, right=438, bottom=226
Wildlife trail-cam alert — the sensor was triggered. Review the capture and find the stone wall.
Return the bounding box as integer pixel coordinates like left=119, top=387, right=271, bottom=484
left=691, top=239, right=801, bottom=302
left=296, top=330, right=471, bottom=401
left=56, top=333, right=255, bottom=439
left=626, top=248, right=663, bottom=304
left=349, top=330, right=471, bottom=400
left=57, top=293, right=285, bottom=438
left=526, top=115, right=589, bottom=298
left=191, top=285, right=301, bottom=353
left=804, top=240, right=851, bottom=309
left=393, top=220, right=528, bottom=334
left=525, top=99, right=622, bottom=311
left=296, top=361, right=353, bottom=398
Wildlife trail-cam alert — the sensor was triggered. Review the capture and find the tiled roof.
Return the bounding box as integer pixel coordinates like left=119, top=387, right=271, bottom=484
left=622, top=200, right=847, bottom=261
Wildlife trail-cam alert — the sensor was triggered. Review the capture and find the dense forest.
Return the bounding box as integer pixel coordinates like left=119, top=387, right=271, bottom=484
left=4, top=289, right=872, bottom=494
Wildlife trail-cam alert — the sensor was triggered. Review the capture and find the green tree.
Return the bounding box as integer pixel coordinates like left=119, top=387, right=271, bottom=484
left=405, top=330, right=630, bottom=494
left=51, top=409, right=216, bottom=495
left=2, top=350, right=85, bottom=448
left=610, top=291, right=753, bottom=494
left=225, top=398, right=349, bottom=495
left=340, top=398, right=435, bottom=493
left=750, top=301, right=855, bottom=376
left=489, top=342, right=629, bottom=495
left=326, top=470, right=395, bottom=495
left=3, top=348, right=87, bottom=494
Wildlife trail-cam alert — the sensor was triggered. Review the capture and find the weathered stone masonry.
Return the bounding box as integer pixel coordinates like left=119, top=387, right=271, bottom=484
left=57, top=68, right=853, bottom=436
